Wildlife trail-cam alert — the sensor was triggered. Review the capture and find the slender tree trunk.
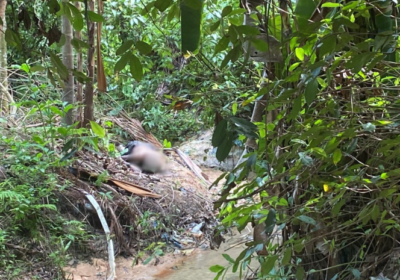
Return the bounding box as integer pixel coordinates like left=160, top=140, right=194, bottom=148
left=0, top=0, right=8, bottom=113
left=234, top=68, right=269, bottom=176
left=83, top=0, right=95, bottom=128
left=75, top=1, right=83, bottom=124
left=62, top=0, right=75, bottom=125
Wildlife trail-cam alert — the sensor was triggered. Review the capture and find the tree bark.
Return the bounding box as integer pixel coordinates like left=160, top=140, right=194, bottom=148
left=234, top=68, right=269, bottom=178
left=62, top=0, right=75, bottom=125
left=75, top=1, right=83, bottom=124
left=82, top=0, right=95, bottom=128
left=0, top=0, right=8, bottom=113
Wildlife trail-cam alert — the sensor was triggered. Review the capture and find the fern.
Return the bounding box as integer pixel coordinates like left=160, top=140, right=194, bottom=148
left=0, top=190, right=24, bottom=202
left=33, top=204, right=57, bottom=211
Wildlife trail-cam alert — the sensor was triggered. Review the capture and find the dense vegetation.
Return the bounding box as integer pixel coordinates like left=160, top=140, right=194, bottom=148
left=1, top=0, right=400, bottom=279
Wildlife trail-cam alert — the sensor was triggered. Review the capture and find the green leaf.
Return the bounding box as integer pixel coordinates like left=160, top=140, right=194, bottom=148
left=232, top=102, right=237, bottom=115
left=48, top=0, right=60, bottom=14
left=333, top=17, right=359, bottom=31
left=295, top=47, right=305, bottom=61
left=68, top=3, right=84, bottom=31
left=288, top=95, right=302, bottom=121
left=232, top=250, right=247, bottom=273
left=212, top=119, right=228, bottom=147
left=136, top=41, right=153, bottom=55
left=230, top=117, right=258, bottom=139
left=216, top=132, right=234, bottom=162
left=49, top=52, right=68, bottom=80
left=319, top=35, right=336, bottom=57
left=371, top=204, right=380, bottom=222
left=61, top=2, right=73, bottom=21
left=235, top=25, right=260, bottom=36
left=213, top=270, right=223, bottom=280
left=297, top=215, right=317, bottom=226
left=289, top=62, right=300, bottom=71
left=281, top=248, right=292, bottom=265
left=154, top=0, right=173, bottom=12
left=264, top=208, right=276, bottom=235
left=5, top=29, right=22, bottom=50
left=246, top=153, right=257, bottom=169
left=72, top=70, right=90, bottom=83
left=215, top=36, right=229, bottom=54
left=50, top=106, right=64, bottom=117
left=129, top=54, right=143, bottom=82
left=261, top=255, right=278, bottom=275
left=167, top=3, right=179, bottom=21
left=47, top=69, right=56, bottom=87
left=378, top=189, right=396, bottom=198
left=87, top=11, right=104, bottom=22
left=250, top=38, right=268, bottom=52
left=294, top=0, right=317, bottom=30
left=345, top=52, right=375, bottom=73
left=183, top=0, right=202, bottom=9
left=342, top=1, right=358, bottom=10
left=30, top=65, right=46, bottom=73
left=333, top=148, right=342, bottom=165
left=116, top=40, right=134, bottom=55
left=230, top=117, right=257, bottom=131
left=311, top=147, right=327, bottom=157
left=321, top=2, right=341, bottom=7
left=180, top=0, right=204, bottom=53
left=299, top=152, right=313, bottom=166
left=352, top=269, right=361, bottom=280
left=32, top=135, right=45, bottom=145
left=210, top=20, right=220, bottom=32
left=114, top=52, right=130, bottom=72
left=305, top=78, right=318, bottom=105
left=221, top=6, right=232, bottom=17
left=209, top=265, right=225, bottom=273
left=20, top=63, right=30, bottom=73
left=222, top=254, right=235, bottom=264
left=57, top=34, right=66, bottom=47
left=71, top=38, right=89, bottom=50
left=143, top=256, right=153, bottom=265
left=295, top=266, right=305, bottom=279
left=221, top=45, right=239, bottom=69
left=90, top=121, right=105, bottom=138
left=332, top=198, right=346, bottom=217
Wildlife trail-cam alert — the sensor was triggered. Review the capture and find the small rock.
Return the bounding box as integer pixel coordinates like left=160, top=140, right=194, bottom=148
left=179, top=129, right=243, bottom=170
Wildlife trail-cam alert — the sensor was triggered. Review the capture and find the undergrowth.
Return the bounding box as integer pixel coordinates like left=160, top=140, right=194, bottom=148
left=0, top=135, right=90, bottom=279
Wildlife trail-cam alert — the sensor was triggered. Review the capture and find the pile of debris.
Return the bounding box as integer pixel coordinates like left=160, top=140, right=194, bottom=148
left=56, top=116, right=222, bottom=277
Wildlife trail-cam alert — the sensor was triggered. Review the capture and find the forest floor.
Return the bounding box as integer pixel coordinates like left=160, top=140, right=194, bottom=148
left=0, top=116, right=230, bottom=280
left=63, top=168, right=255, bottom=280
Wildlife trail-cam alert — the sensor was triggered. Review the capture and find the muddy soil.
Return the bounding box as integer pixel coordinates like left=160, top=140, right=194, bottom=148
left=64, top=168, right=257, bottom=280
left=65, top=227, right=254, bottom=280
left=64, top=166, right=274, bottom=280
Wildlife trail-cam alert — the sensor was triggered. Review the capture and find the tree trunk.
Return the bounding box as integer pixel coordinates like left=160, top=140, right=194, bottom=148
left=75, top=1, right=83, bottom=124
left=234, top=68, right=269, bottom=178
left=62, top=0, right=75, bottom=125
left=0, top=0, right=8, bottom=113
left=82, top=0, right=95, bottom=128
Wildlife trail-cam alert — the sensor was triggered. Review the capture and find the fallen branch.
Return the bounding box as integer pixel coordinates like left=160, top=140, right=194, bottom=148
left=174, top=148, right=210, bottom=186
left=81, top=190, right=116, bottom=280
